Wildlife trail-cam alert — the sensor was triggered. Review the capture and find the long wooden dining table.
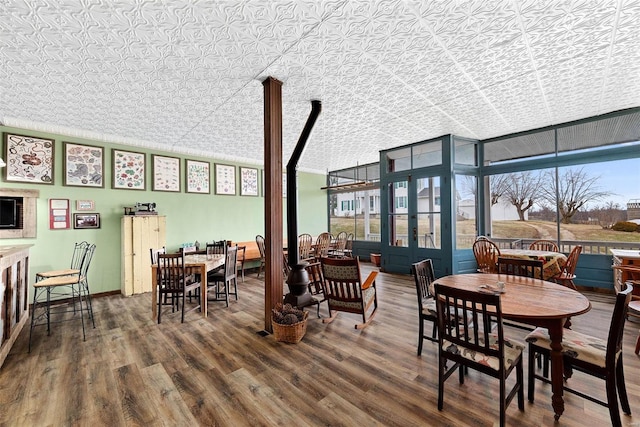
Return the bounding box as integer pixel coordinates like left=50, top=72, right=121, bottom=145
left=432, top=272, right=591, bottom=421
left=150, top=253, right=225, bottom=321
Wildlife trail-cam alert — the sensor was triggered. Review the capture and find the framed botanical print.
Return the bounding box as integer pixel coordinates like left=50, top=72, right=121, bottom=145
left=63, top=142, right=104, bottom=187
left=112, top=149, right=145, bottom=190
left=152, top=154, right=180, bottom=192
left=185, top=159, right=210, bottom=194
left=240, top=167, right=259, bottom=196
left=3, top=132, right=54, bottom=184
left=215, top=163, right=236, bottom=195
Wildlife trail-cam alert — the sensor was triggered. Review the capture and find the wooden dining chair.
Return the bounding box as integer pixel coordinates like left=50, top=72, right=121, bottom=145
left=319, top=256, right=378, bottom=329
left=528, top=239, right=559, bottom=252
left=473, top=237, right=501, bottom=273
left=411, top=259, right=437, bottom=356
left=526, top=283, right=633, bottom=427
left=497, top=257, right=544, bottom=280
left=611, top=264, right=640, bottom=354
left=208, top=245, right=238, bottom=307
left=329, top=231, right=348, bottom=258
left=236, top=245, right=246, bottom=282
left=314, top=232, right=332, bottom=259
left=551, top=245, right=582, bottom=290
left=155, top=252, right=201, bottom=323
left=298, top=233, right=314, bottom=262
left=434, top=283, right=524, bottom=427
left=343, top=232, right=354, bottom=258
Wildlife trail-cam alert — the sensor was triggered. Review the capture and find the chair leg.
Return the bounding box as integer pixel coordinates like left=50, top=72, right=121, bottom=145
left=28, top=288, right=39, bottom=353
left=605, top=372, right=622, bottom=427
left=517, top=357, right=525, bottom=410
left=635, top=332, right=640, bottom=355
left=527, top=345, right=536, bottom=403
left=500, top=376, right=506, bottom=427
left=417, top=318, right=424, bottom=356
left=616, top=355, right=631, bottom=415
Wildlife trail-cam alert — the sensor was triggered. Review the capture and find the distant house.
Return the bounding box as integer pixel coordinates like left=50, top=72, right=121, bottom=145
left=627, top=199, right=640, bottom=221
left=334, top=184, right=520, bottom=220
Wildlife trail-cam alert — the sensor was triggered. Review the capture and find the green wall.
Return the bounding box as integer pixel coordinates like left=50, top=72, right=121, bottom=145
left=0, top=125, right=327, bottom=295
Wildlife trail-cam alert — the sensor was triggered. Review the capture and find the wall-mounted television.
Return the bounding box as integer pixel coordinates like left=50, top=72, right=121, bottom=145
left=0, top=197, right=21, bottom=229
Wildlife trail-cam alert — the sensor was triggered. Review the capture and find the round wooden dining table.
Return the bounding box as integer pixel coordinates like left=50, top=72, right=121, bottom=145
left=433, top=273, right=591, bottom=421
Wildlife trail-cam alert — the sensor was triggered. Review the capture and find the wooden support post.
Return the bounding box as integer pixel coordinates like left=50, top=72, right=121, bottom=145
left=262, top=76, right=284, bottom=333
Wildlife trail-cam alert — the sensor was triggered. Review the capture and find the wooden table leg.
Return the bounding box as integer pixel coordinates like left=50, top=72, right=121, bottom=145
left=151, top=266, right=158, bottom=321
left=200, top=264, right=208, bottom=318
left=547, top=320, right=565, bottom=421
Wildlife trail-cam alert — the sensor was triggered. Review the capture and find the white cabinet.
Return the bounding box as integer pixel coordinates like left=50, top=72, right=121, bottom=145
left=121, top=216, right=166, bottom=296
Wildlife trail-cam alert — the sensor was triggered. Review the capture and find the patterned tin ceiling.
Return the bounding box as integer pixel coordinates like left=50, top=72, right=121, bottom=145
left=1, top=1, right=639, bottom=173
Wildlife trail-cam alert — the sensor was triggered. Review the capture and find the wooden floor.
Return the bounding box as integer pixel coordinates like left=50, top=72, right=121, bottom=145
left=2, top=264, right=640, bottom=426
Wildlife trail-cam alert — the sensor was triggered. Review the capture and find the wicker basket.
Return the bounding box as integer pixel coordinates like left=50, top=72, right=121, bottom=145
left=272, top=311, right=309, bottom=343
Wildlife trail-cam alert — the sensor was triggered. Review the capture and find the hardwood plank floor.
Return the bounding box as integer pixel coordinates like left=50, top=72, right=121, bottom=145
left=2, top=264, right=639, bottom=426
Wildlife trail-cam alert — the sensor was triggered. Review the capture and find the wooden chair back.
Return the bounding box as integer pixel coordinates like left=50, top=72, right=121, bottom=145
left=206, top=240, right=226, bottom=256
left=319, top=256, right=379, bottom=329
left=150, top=246, right=166, bottom=264
left=157, top=253, right=187, bottom=292
left=305, top=261, right=325, bottom=296
left=563, top=245, right=582, bottom=277
left=528, top=239, right=559, bottom=252
left=315, top=232, right=332, bottom=258
left=298, top=233, right=314, bottom=261
left=412, top=259, right=435, bottom=303
left=497, top=257, right=544, bottom=280
left=332, top=231, right=348, bottom=256
left=472, top=238, right=501, bottom=273
left=435, top=283, right=504, bottom=366
left=411, top=259, right=437, bottom=353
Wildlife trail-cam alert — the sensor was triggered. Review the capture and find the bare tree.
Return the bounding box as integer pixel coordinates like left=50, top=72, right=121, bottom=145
left=540, top=167, right=610, bottom=224
left=489, top=174, right=511, bottom=206
left=501, top=171, right=544, bottom=221
left=460, top=174, right=510, bottom=206
left=590, top=201, right=625, bottom=229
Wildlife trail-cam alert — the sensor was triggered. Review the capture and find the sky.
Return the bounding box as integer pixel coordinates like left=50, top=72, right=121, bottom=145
left=578, top=159, right=640, bottom=208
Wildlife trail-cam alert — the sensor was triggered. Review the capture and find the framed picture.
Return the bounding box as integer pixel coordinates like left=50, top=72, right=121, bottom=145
left=76, top=200, right=95, bottom=211
left=240, top=167, right=259, bottom=196
left=73, top=213, right=100, bottom=229
left=152, top=154, right=180, bottom=192
left=49, top=199, right=70, bottom=229
left=215, top=163, right=236, bottom=195
left=185, top=159, right=210, bottom=194
left=112, top=149, right=145, bottom=190
left=63, top=142, right=104, bottom=187
left=3, top=132, right=54, bottom=184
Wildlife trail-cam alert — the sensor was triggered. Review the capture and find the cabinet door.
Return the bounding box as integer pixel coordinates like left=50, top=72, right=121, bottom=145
left=122, top=216, right=166, bottom=295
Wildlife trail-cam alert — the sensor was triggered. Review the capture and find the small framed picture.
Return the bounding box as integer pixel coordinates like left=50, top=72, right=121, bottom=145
left=3, top=132, right=55, bottom=184
left=112, top=149, right=145, bottom=190
left=73, top=213, right=100, bottom=229
left=215, top=163, right=236, bottom=195
left=63, top=142, right=104, bottom=187
left=185, top=159, right=210, bottom=194
left=240, top=167, right=259, bottom=196
left=152, top=154, right=180, bottom=192
left=76, top=200, right=95, bottom=211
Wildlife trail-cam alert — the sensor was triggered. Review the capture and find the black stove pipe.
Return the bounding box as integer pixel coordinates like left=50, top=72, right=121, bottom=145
left=286, top=100, right=321, bottom=268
